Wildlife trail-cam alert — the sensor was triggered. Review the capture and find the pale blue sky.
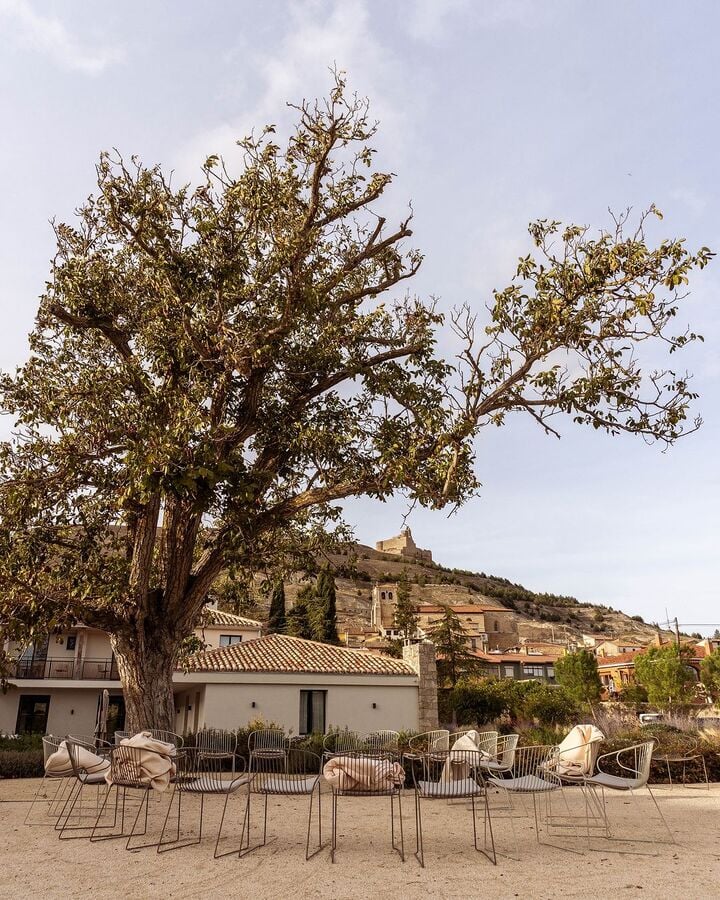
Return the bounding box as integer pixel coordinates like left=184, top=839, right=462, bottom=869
left=0, top=0, right=718, bottom=630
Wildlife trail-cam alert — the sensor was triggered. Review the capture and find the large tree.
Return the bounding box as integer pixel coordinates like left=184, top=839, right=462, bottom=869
left=266, top=579, right=287, bottom=634
left=310, top=568, right=339, bottom=644
left=427, top=607, right=477, bottom=687
left=0, top=75, right=712, bottom=730
left=393, top=570, right=418, bottom=641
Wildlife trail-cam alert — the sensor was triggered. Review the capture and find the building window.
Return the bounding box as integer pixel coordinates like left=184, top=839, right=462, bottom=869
left=547, top=667, right=555, bottom=678
left=16, top=695, right=50, bottom=734
left=380, top=591, right=386, bottom=600
left=388, top=591, right=393, bottom=600
left=523, top=665, right=545, bottom=677
left=66, top=635, right=77, bottom=651
left=219, top=635, right=242, bottom=647
left=299, top=690, right=326, bottom=735
left=503, top=666, right=515, bottom=678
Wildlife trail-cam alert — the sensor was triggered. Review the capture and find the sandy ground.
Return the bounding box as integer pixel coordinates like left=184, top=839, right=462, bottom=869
left=0, top=778, right=718, bottom=900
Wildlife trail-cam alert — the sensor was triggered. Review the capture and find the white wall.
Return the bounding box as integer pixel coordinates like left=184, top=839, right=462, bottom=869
left=0, top=685, right=101, bottom=736
left=190, top=676, right=419, bottom=736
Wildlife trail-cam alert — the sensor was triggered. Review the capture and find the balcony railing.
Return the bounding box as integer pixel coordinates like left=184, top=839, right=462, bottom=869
left=12, top=657, right=120, bottom=681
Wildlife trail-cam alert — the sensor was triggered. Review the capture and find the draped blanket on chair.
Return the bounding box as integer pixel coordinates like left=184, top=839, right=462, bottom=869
left=323, top=756, right=404, bottom=792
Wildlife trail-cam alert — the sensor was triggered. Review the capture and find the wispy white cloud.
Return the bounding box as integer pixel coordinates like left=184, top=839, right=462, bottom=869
left=0, top=0, right=122, bottom=74
left=405, top=0, right=533, bottom=43
left=174, top=0, right=412, bottom=182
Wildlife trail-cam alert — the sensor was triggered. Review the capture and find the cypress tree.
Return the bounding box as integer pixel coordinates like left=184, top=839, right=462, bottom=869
left=393, top=569, right=418, bottom=641
left=287, top=583, right=314, bottom=639
left=311, top=568, right=340, bottom=644
left=267, top=579, right=287, bottom=634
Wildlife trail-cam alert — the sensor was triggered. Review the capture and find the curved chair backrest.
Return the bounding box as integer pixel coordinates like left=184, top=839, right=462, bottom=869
left=619, top=741, right=655, bottom=786
left=42, top=735, right=62, bottom=766
left=323, top=730, right=364, bottom=757
left=67, top=734, right=111, bottom=752
left=175, top=747, right=247, bottom=793
left=506, top=744, right=559, bottom=782
left=364, top=730, right=400, bottom=753
left=149, top=730, right=184, bottom=748
left=196, top=728, right=237, bottom=756
left=106, top=744, right=172, bottom=790
left=408, top=730, right=450, bottom=753
left=475, top=731, right=499, bottom=756
left=252, top=748, right=322, bottom=793
left=248, top=728, right=286, bottom=755
left=411, top=750, right=487, bottom=798
left=495, top=733, right=519, bottom=768
left=114, top=730, right=132, bottom=745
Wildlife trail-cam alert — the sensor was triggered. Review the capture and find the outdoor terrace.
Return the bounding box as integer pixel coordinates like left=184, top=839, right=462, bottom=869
left=11, top=657, right=120, bottom=681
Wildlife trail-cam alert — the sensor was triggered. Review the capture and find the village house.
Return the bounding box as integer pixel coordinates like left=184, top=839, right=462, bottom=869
left=1, top=612, right=438, bottom=738
left=471, top=647, right=559, bottom=683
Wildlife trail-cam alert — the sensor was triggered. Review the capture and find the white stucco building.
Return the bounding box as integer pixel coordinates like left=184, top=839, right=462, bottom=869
left=0, top=615, right=427, bottom=737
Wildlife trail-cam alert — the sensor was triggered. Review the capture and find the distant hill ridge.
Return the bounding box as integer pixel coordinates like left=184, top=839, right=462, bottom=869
left=240, top=539, right=675, bottom=646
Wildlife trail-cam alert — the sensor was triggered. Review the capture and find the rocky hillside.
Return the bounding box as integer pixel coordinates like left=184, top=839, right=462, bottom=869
left=242, top=541, right=674, bottom=646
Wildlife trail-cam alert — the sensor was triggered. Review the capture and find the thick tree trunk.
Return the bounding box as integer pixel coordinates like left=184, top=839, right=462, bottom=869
left=111, top=633, right=178, bottom=733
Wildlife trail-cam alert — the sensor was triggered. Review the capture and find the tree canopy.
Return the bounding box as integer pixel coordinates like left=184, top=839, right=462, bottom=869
left=700, top=649, right=720, bottom=703
left=427, top=606, right=477, bottom=686
left=634, top=644, right=697, bottom=708
left=392, top=570, right=418, bottom=641
left=266, top=579, right=287, bottom=634
left=554, top=648, right=602, bottom=708
left=0, top=74, right=712, bottom=729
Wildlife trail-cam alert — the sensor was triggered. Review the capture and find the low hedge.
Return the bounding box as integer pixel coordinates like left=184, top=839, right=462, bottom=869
left=0, top=749, right=44, bottom=779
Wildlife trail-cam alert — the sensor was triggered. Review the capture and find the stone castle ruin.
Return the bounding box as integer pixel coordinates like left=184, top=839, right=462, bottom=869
left=375, top=526, right=432, bottom=563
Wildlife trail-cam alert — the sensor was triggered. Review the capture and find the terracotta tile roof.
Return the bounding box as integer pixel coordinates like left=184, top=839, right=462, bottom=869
left=203, top=608, right=263, bottom=629
left=472, top=651, right=557, bottom=664
left=595, top=652, right=642, bottom=666
left=185, top=634, right=417, bottom=677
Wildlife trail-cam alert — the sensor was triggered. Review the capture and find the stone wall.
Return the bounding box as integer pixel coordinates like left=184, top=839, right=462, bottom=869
left=402, top=642, right=439, bottom=731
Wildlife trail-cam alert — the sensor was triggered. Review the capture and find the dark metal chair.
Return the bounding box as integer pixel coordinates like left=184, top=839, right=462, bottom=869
left=248, top=728, right=286, bottom=769
left=56, top=737, right=112, bottom=840
left=652, top=735, right=709, bottom=790
left=364, top=730, right=400, bottom=754
left=324, top=751, right=405, bottom=863
left=24, top=735, right=74, bottom=826
left=158, top=739, right=253, bottom=858
left=409, top=749, right=496, bottom=867
left=248, top=747, right=324, bottom=859
left=322, top=729, right=364, bottom=763
left=89, top=743, right=176, bottom=850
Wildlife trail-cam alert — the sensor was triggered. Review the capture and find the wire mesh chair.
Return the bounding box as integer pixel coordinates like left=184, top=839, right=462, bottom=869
left=582, top=740, right=676, bottom=848
left=248, top=747, right=324, bottom=859
left=196, top=729, right=238, bottom=775
left=158, top=744, right=253, bottom=858
left=24, top=735, right=74, bottom=826
left=407, top=730, right=450, bottom=756
left=324, top=751, right=405, bottom=863
left=322, top=730, right=365, bottom=763
left=248, top=729, right=286, bottom=769
left=364, top=730, right=400, bottom=754
left=409, top=750, right=496, bottom=867
left=651, top=735, right=709, bottom=790
left=56, top=737, right=112, bottom=840
left=485, top=744, right=577, bottom=856
left=474, top=731, right=499, bottom=757
left=149, top=730, right=184, bottom=749
left=479, top=733, right=520, bottom=777
left=115, top=730, right=132, bottom=745
left=89, top=744, right=176, bottom=850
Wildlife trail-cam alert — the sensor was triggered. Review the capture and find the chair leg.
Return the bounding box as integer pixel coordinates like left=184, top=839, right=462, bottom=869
left=646, top=785, right=676, bottom=845
left=24, top=774, right=52, bottom=826
left=414, top=791, right=424, bottom=868
left=158, top=790, right=203, bottom=853
left=331, top=791, right=338, bottom=863
left=305, top=782, right=324, bottom=860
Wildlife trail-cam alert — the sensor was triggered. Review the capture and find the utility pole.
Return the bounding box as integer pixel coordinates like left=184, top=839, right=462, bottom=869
left=674, top=617, right=681, bottom=647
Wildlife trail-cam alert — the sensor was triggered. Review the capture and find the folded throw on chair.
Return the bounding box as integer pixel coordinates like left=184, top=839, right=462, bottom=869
left=45, top=741, right=109, bottom=775
left=322, top=755, right=404, bottom=792
left=106, top=731, right=177, bottom=792
left=555, top=724, right=605, bottom=776
left=440, top=732, right=489, bottom=782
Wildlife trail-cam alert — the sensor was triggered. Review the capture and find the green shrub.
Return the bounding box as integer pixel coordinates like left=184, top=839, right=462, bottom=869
left=0, top=749, right=44, bottom=778
left=522, top=685, right=578, bottom=725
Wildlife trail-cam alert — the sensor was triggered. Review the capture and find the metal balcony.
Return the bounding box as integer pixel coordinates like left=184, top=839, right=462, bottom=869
left=12, top=657, right=120, bottom=681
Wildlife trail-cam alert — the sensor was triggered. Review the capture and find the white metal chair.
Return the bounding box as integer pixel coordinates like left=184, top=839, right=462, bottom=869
left=479, top=733, right=519, bottom=777
left=407, top=730, right=450, bottom=756
left=322, top=729, right=364, bottom=763
left=410, top=749, right=496, bottom=867
left=56, top=738, right=112, bottom=840
left=582, top=741, right=676, bottom=848
left=364, top=730, right=400, bottom=754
